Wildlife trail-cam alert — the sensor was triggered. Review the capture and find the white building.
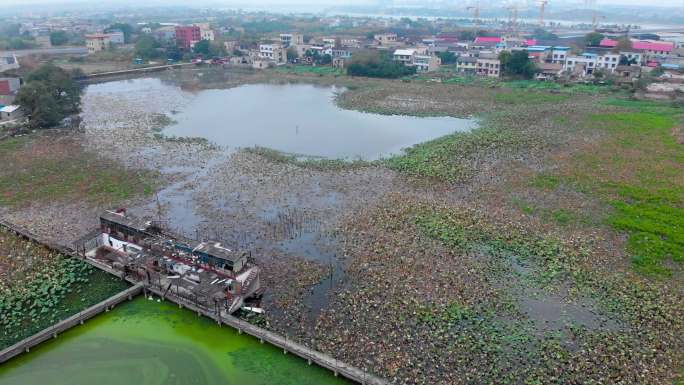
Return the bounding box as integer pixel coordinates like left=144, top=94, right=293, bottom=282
left=564, top=53, right=619, bottom=76
left=107, top=31, right=125, bottom=45
left=201, top=29, right=215, bottom=41
left=476, top=54, right=501, bottom=78
left=0, top=55, right=20, bottom=73
left=280, top=33, right=304, bottom=47
left=374, top=33, right=399, bottom=46
left=413, top=55, right=441, bottom=72
left=259, top=43, right=287, bottom=64
left=393, top=48, right=417, bottom=64
left=393, top=49, right=441, bottom=73
left=0, top=105, right=23, bottom=122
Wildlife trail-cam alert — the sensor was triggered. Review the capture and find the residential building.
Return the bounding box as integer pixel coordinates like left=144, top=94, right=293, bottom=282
left=600, top=38, right=674, bottom=58
left=201, top=29, right=215, bottom=42
left=332, top=57, right=346, bottom=69
left=280, top=33, right=304, bottom=47
left=85, top=34, right=110, bottom=53
left=620, top=51, right=644, bottom=65
left=456, top=56, right=477, bottom=74
left=155, top=26, right=176, bottom=43
left=374, top=33, right=399, bottom=46
left=175, top=26, right=201, bottom=50
left=107, top=31, right=125, bottom=45
left=614, top=65, right=642, bottom=82
left=535, top=63, right=563, bottom=81
left=393, top=48, right=416, bottom=64
left=0, top=105, right=23, bottom=122
left=340, top=38, right=360, bottom=48
left=596, top=53, right=620, bottom=71
left=0, top=55, right=19, bottom=73
left=0, top=77, right=19, bottom=93
left=550, top=47, right=570, bottom=64
left=259, top=43, right=287, bottom=64
left=413, top=54, right=441, bottom=72
left=476, top=54, right=501, bottom=78
left=564, top=53, right=598, bottom=76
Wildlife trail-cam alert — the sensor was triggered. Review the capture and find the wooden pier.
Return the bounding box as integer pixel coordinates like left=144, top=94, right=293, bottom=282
left=0, top=219, right=389, bottom=385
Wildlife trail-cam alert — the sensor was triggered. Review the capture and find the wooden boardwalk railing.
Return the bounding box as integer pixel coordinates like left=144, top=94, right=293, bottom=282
left=0, top=219, right=390, bottom=385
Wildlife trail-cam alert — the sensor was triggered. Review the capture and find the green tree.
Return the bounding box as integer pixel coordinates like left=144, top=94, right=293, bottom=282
left=499, top=50, right=536, bottom=79
left=193, top=39, right=211, bottom=56
left=437, top=51, right=457, bottom=65
left=584, top=32, right=604, bottom=47
left=49, top=31, right=69, bottom=46
left=134, top=35, right=160, bottom=60
left=15, top=64, right=82, bottom=128
left=458, top=30, right=476, bottom=41
left=619, top=55, right=637, bottom=65
left=531, top=28, right=558, bottom=41
left=286, top=46, right=298, bottom=62
left=346, top=50, right=416, bottom=78
left=614, top=37, right=632, bottom=52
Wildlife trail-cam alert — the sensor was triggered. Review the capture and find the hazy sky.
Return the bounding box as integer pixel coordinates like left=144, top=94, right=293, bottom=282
left=2, top=0, right=683, bottom=5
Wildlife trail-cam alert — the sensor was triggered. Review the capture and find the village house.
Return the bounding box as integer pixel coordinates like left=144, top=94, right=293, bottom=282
left=456, top=56, right=477, bottom=74
left=0, top=77, right=21, bottom=107
left=393, top=48, right=416, bottom=64
left=0, top=105, right=23, bottom=122
left=619, top=51, right=644, bottom=65
left=85, top=33, right=123, bottom=53
left=564, top=52, right=619, bottom=76
left=374, top=33, right=400, bottom=47
left=614, top=65, right=642, bottom=82
left=0, top=54, right=20, bottom=73
left=280, top=33, right=304, bottom=47
left=600, top=38, right=674, bottom=59
left=412, top=54, right=441, bottom=72
left=476, top=53, right=501, bottom=78
left=535, top=63, right=564, bottom=81
left=259, top=43, right=287, bottom=64
left=332, top=57, right=346, bottom=69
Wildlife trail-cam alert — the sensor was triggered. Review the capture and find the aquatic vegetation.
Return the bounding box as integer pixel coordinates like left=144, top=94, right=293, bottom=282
left=0, top=134, right=157, bottom=207
left=386, top=125, right=526, bottom=182
left=0, top=230, right=128, bottom=349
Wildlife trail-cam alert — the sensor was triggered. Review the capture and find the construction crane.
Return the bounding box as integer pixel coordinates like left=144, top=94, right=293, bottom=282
left=466, top=3, right=480, bottom=27
left=507, top=4, right=519, bottom=35
left=538, top=0, right=548, bottom=27
left=584, top=0, right=601, bottom=31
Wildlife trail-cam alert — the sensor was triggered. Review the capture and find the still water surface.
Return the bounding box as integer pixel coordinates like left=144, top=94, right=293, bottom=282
left=0, top=298, right=353, bottom=385
left=86, top=78, right=476, bottom=160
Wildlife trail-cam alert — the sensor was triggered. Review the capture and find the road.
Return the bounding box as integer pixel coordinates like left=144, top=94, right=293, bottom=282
left=0, top=47, right=87, bottom=57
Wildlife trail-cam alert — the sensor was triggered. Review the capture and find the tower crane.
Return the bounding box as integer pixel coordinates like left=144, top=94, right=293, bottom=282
left=538, top=0, right=548, bottom=27
left=466, top=3, right=480, bottom=27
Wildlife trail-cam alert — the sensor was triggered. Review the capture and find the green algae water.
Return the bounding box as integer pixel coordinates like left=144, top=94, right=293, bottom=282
left=0, top=297, right=354, bottom=385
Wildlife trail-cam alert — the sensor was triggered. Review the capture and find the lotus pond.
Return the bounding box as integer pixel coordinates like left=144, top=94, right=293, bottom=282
left=0, top=297, right=354, bottom=385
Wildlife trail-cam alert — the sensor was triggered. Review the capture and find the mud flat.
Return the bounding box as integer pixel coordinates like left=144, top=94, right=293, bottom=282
left=1, top=68, right=682, bottom=385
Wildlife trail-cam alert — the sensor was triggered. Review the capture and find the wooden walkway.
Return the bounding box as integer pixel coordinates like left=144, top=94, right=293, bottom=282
left=0, top=219, right=390, bottom=385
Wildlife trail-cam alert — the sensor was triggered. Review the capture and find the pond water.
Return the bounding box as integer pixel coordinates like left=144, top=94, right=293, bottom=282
left=86, top=78, right=476, bottom=160
left=0, top=298, right=353, bottom=385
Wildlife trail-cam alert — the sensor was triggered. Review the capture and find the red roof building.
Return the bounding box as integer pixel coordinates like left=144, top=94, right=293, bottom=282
left=474, top=36, right=502, bottom=44
left=600, top=38, right=673, bottom=54
left=175, top=26, right=201, bottom=50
